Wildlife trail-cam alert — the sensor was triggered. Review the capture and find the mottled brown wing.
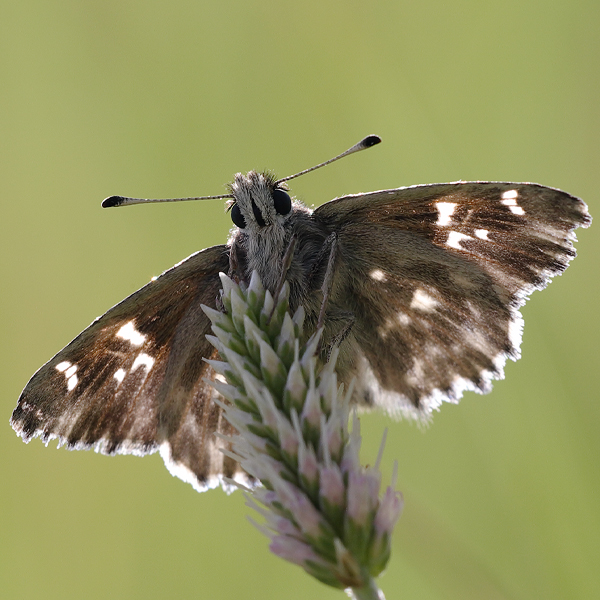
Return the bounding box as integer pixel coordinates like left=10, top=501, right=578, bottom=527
left=11, top=244, right=243, bottom=492
left=315, top=182, right=591, bottom=419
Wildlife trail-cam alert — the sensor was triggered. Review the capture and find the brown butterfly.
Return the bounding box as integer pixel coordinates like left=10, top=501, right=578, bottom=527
left=10, top=135, right=591, bottom=492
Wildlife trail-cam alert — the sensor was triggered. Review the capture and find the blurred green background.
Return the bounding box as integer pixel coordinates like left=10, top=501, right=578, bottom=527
left=1, top=1, right=598, bottom=599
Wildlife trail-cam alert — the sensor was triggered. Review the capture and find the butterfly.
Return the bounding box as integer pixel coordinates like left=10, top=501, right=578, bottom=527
left=10, top=135, right=591, bottom=493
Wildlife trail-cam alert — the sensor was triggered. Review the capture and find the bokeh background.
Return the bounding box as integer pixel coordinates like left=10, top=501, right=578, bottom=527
left=1, top=1, right=598, bottom=599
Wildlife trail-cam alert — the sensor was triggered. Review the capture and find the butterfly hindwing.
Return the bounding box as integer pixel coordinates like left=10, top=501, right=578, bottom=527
left=314, top=182, right=590, bottom=417
left=11, top=244, right=243, bottom=492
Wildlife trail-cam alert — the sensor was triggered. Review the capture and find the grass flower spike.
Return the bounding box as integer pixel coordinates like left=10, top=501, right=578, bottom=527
left=202, top=272, right=403, bottom=599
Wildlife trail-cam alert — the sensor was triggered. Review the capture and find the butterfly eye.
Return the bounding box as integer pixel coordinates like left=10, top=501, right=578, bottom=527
left=272, top=188, right=292, bottom=215
left=230, top=204, right=246, bottom=228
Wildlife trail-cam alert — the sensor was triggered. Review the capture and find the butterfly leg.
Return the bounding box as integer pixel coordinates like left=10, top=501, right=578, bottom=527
left=317, top=233, right=338, bottom=329
left=273, top=234, right=298, bottom=303
left=322, top=310, right=355, bottom=361
left=311, top=232, right=357, bottom=360
left=268, top=234, right=298, bottom=323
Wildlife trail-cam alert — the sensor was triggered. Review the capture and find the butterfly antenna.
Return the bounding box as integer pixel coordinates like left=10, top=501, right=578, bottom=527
left=102, top=192, right=234, bottom=208
left=276, top=134, right=381, bottom=185
left=103, top=134, right=380, bottom=207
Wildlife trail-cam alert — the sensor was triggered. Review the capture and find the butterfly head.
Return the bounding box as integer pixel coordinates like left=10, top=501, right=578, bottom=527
left=228, top=171, right=293, bottom=231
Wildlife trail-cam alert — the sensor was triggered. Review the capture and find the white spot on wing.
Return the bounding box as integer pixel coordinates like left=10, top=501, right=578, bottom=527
left=67, top=374, right=78, bottom=391
left=475, top=229, right=489, bottom=240
left=410, top=289, right=438, bottom=312
left=370, top=269, right=387, bottom=282
left=502, top=189, right=519, bottom=200
left=435, top=202, right=457, bottom=226
left=132, top=352, right=155, bottom=371
left=501, top=190, right=525, bottom=215
left=446, top=231, right=473, bottom=250
left=114, top=368, right=126, bottom=384
left=117, top=320, right=146, bottom=347
left=56, top=361, right=78, bottom=391
left=397, top=311, right=411, bottom=325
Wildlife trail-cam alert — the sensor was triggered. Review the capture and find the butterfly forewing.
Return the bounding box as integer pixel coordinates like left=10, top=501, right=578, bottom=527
left=315, top=182, right=590, bottom=417
left=11, top=244, right=243, bottom=492
left=11, top=145, right=591, bottom=493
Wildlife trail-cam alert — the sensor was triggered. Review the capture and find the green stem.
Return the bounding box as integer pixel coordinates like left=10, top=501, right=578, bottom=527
left=347, top=576, right=385, bottom=600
